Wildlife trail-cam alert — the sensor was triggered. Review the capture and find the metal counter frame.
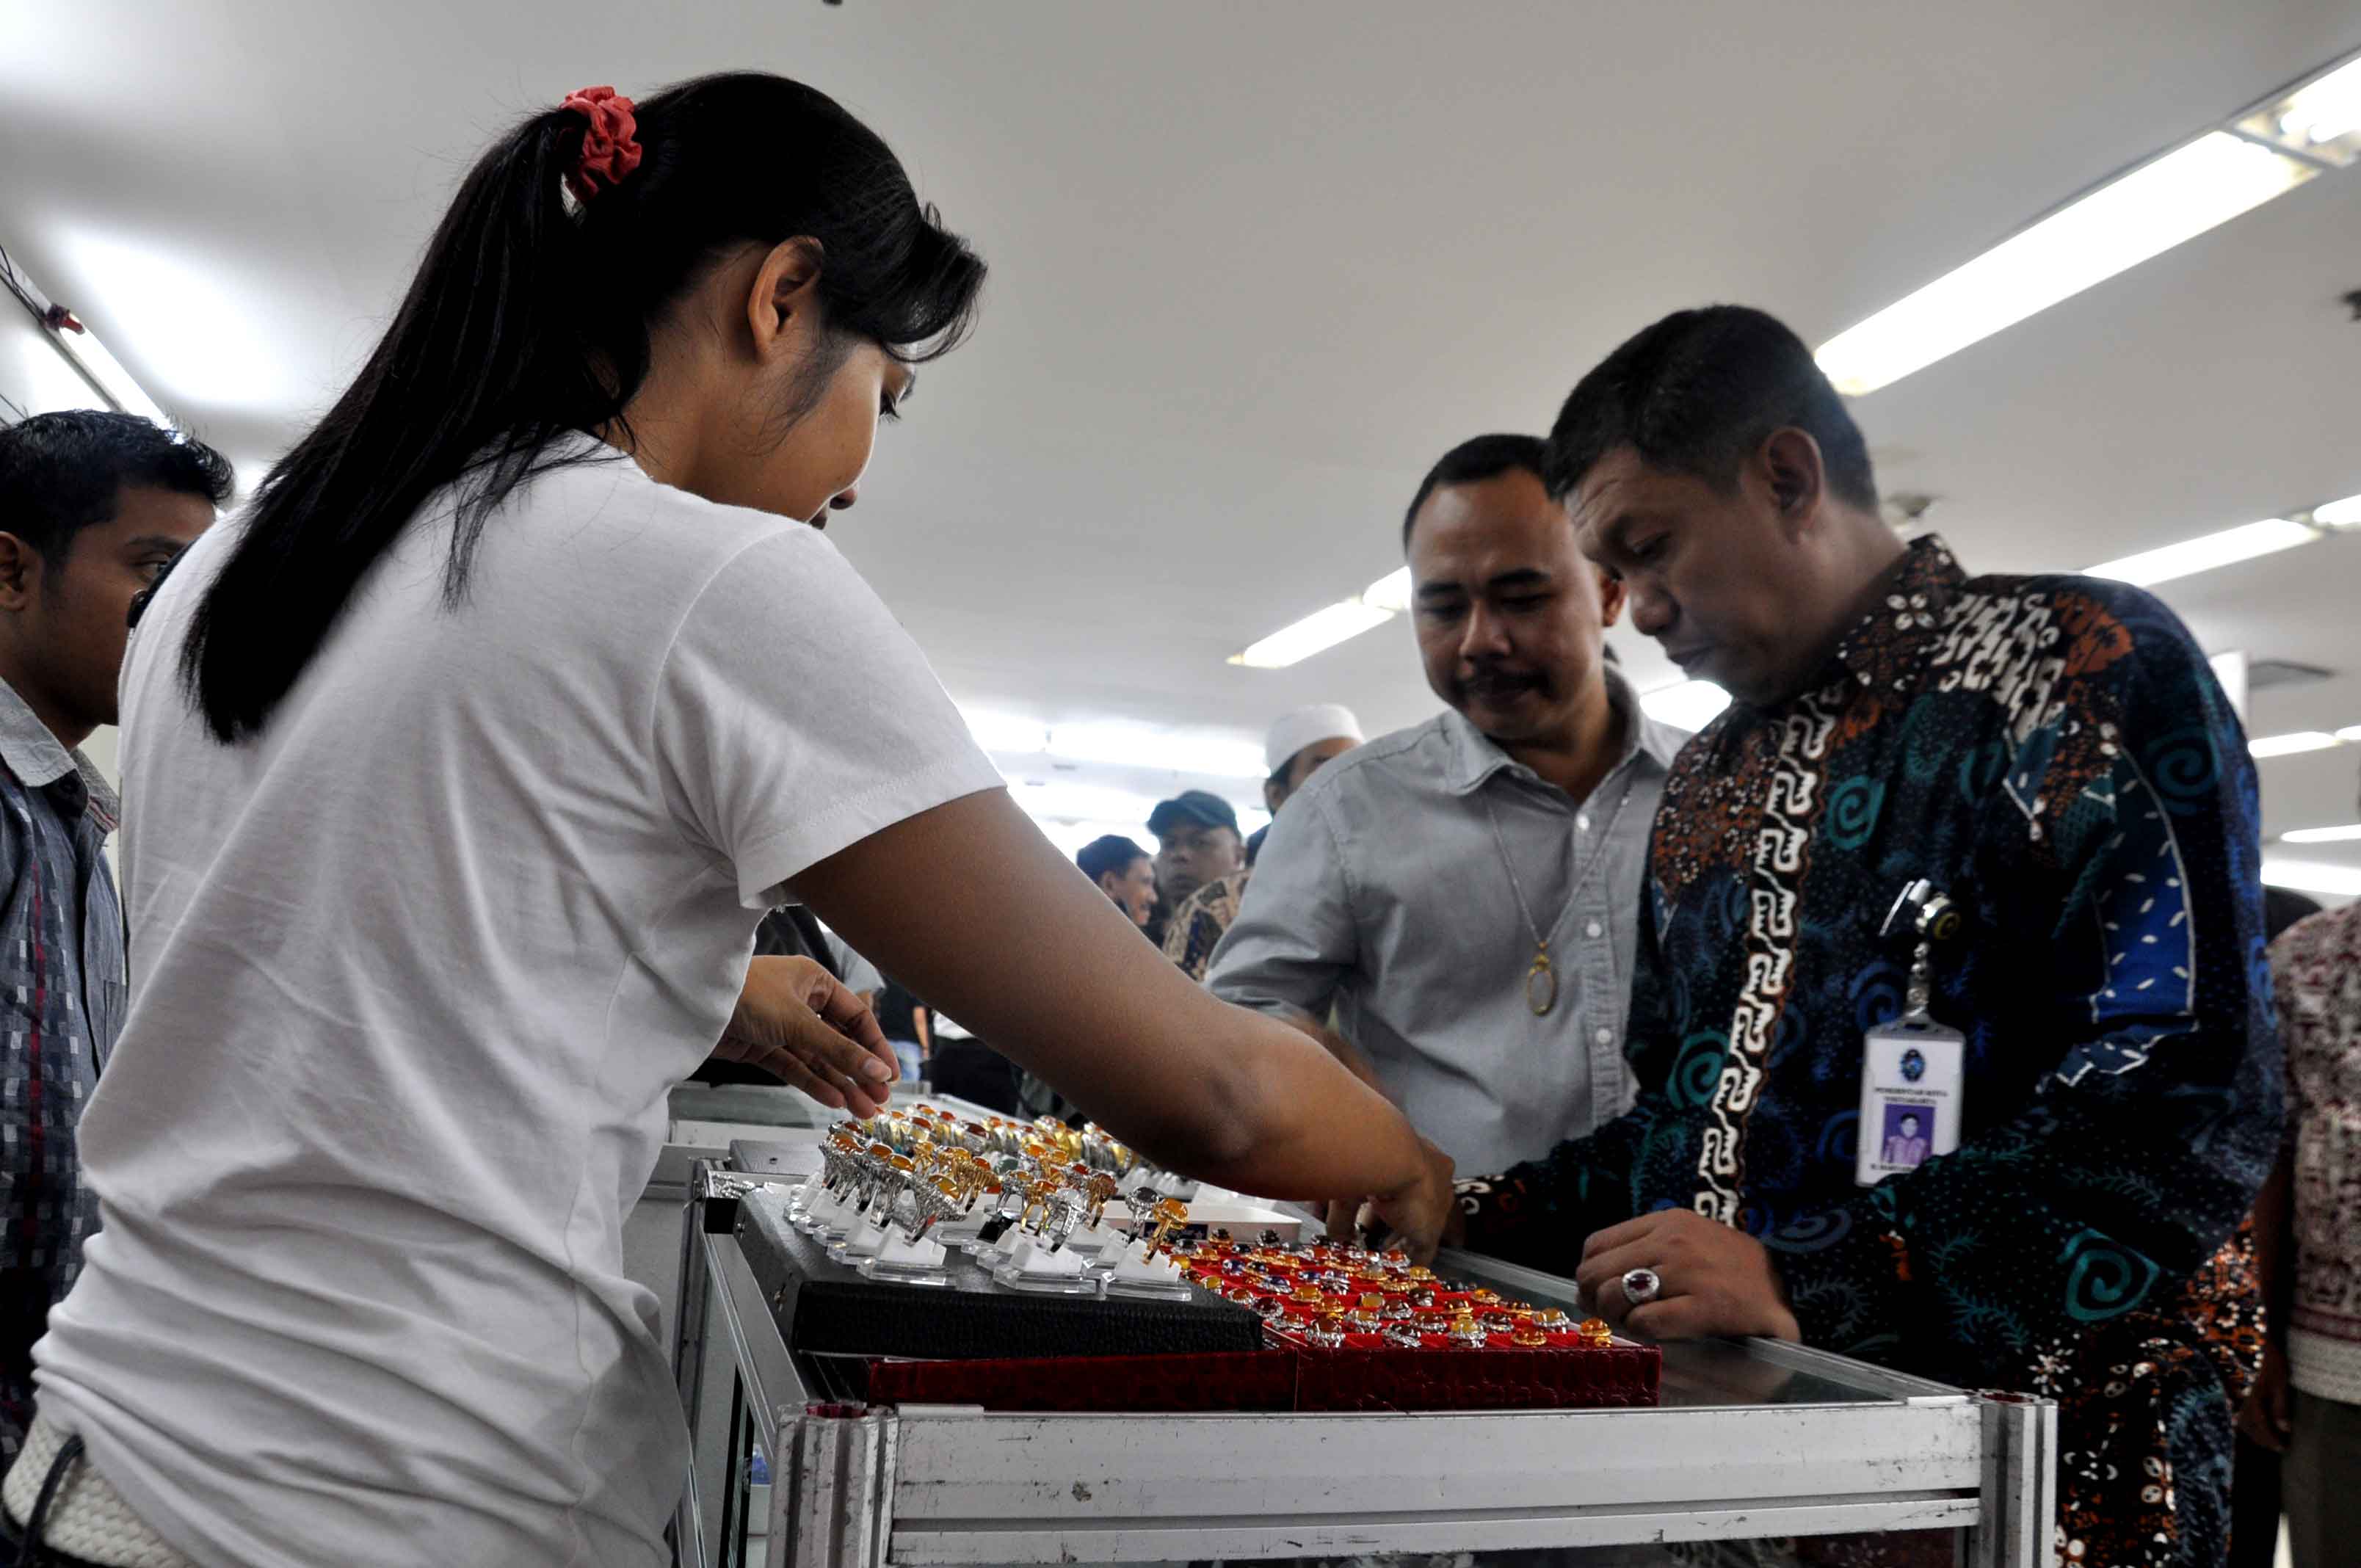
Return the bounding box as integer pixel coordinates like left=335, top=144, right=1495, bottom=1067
left=675, top=1172, right=2054, bottom=1568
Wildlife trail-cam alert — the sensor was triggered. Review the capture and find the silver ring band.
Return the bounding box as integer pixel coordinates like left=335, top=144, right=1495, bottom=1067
left=1620, top=1266, right=1663, bottom=1306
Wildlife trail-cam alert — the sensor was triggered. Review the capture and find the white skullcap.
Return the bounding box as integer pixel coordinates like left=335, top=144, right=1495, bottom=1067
left=1264, top=703, right=1366, bottom=775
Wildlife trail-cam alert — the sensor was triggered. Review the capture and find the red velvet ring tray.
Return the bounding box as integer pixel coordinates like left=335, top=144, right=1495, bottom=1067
left=858, top=1332, right=1659, bottom=1414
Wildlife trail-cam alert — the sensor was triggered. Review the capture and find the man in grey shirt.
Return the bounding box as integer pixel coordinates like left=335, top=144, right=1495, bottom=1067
left=1208, top=434, right=1683, bottom=1177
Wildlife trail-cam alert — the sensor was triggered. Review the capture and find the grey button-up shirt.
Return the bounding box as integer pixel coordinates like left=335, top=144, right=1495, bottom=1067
left=1205, top=669, right=1683, bottom=1176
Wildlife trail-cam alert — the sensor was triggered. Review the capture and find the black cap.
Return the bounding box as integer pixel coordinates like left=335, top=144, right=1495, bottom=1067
left=1147, top=789, right=1239, bottom=838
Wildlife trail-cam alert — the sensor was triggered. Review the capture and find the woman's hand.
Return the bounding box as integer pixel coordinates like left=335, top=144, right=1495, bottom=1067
left=1357, top=1139, right=1457, bottom=1263
left=711, top=955, right=899, bottom=1117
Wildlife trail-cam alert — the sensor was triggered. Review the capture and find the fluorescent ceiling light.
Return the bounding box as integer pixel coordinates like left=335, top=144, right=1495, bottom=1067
left=1363, top=567, right=1413, bottom=614
left=48, top=320, right=170, bottom=427
left=1231, top=600, right=1394, bottom=669
left=2338, top=725, right=2361, bottom=743
left=2238, top=55, right=2361, bottom=165
left=2282, top=824, right=2361, bottom=844
left=2249, top=731, right=2343, bottom=758
left=2280, top=57, right=2361, bottom=145
left=2084, top=517, right=2318, bottom=587
left=1045, top=722, right=1266, bottom=780
left=1640, top=679, right=1733, bottom=732
left=2315, top=493, right=2361, bottom=527
left=2262, top=859, right=2361, bottom=897
left=1816, top=132, right=2314, bottom=395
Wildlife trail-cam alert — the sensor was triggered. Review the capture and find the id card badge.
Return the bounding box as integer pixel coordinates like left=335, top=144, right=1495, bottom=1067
left=1855, top=1016, right=1964, bottom=1186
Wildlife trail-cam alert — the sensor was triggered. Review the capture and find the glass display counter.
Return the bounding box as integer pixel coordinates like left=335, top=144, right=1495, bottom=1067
left=672, top=1157, right=2053, bottom=1568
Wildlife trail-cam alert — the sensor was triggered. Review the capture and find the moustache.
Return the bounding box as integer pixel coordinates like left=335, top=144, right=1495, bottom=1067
left=1456, top=665, right=1550, bottom=703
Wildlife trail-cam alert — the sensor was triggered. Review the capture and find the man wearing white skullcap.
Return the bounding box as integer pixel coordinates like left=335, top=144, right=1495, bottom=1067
left=1160, top=704, right=1366, bottom=980
left=1252, top=703, right=1367, bottom=863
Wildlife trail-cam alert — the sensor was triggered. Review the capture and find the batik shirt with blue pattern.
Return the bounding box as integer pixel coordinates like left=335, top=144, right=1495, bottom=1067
left=1462, top=537, right=2280, bottom=1567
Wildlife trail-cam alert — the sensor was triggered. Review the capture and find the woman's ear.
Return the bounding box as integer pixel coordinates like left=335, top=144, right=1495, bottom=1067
left=746, top=236, right=827, bottom=362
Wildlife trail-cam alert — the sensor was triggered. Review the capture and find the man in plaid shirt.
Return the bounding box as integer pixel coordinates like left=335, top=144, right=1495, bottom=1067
left=0, top=412, right=225, bottom=1459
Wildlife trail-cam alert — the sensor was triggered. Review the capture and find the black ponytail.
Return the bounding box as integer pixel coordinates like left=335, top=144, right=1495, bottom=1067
left=181, top=73, right=984, bottom=743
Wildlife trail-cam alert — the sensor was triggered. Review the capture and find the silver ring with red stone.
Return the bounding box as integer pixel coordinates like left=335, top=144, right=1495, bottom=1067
left=1620, top=1267, right=1663, bottom=1307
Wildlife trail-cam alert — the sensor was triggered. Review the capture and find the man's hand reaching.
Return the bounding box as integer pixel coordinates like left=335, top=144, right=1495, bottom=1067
left=713, top=955, right=899, bottom=1118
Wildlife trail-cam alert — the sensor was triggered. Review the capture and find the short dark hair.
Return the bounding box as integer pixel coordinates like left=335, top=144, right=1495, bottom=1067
left=1544, top=305, right=1876, bottom=514
left=1076, top=834, right=1148, bottom=885
left=0, top=410, right=233, bottom=567
left=1401, top=433, right=1549, bottom=550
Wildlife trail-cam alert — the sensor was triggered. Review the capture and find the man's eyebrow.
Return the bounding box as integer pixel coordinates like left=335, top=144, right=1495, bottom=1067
left=1484, top=567, right=1550, bottom=592
left=124, top=535, right=192, bottom=554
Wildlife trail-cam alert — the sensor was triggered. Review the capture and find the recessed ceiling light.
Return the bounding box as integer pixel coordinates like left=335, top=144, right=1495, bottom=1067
left=2249, top=731, right=2344, bottom=758
left=2262, top=858, right=2361, bottom=897
left=1816, top=131, right=2315, bottom=396
left=2085, top=518, right=2319, bottom=587
left=1639, top=680, right=1733, bottom=732
left=1230, top=600, right=1394, bottom=669
left=2282, top=824, right=2361, bottom=843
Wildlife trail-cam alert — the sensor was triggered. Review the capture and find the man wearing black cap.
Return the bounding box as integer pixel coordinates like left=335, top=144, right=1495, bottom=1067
left=1143, top=788, right=1245, bottom=947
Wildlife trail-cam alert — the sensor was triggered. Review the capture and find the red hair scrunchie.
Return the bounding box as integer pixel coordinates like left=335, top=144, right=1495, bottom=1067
left=559, top=85, right=642, bottom=203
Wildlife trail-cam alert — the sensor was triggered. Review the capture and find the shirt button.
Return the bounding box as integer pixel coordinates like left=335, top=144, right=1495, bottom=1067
left=1586, top=921, right=1603, bottom=939
left=1576, top=813, right=1591, bottom=832
left=1594, top=1027, right=1614, bottom=1047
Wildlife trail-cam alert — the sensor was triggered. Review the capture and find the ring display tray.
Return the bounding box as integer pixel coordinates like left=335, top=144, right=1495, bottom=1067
left=733, top=1186, right=1263, bottom=1362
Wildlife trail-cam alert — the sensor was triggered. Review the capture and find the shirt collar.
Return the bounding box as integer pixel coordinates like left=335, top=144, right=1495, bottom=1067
left=0, top=676, right=120, bottom=831
left=1823, top=534, right=1968, bottom=694
left=1442, top=661, right=1669, bottom=796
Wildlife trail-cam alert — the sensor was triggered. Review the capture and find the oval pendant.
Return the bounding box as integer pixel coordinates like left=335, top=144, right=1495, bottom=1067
left=1526, top=957, right=1558, bottom=1017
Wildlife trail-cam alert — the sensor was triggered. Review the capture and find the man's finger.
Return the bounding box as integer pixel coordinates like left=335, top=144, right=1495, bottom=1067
left=1623, top=1297, right=1708, bottom=1342
left=1574, top=1239, right=1667, bottom=1310
left=1580, top=1213, right=1671, bottom=1262
left=1323, top=1199, right=1358, bottom=1243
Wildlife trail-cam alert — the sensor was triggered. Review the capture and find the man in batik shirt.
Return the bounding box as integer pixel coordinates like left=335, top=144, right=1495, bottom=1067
left=1454, top=308, right=2279, bottom=1567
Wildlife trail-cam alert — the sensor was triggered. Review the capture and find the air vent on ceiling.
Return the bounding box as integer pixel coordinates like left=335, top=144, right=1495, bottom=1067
left=2247, top=658, right=2335, bottom=692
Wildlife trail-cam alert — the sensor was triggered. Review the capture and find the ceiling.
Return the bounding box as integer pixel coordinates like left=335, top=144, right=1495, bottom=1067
left=4, top=1, right=2358, bottom=879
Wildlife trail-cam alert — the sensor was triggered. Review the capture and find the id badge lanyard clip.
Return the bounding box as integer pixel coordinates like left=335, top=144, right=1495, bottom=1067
left=1856, top=880, right=1968, bottom=1186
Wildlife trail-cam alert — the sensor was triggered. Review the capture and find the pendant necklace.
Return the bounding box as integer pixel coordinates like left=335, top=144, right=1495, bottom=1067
left=1483, top=769, right=1635, bottom=1017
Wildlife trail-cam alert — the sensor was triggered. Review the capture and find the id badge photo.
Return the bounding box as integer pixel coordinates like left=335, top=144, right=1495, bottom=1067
left=1855, top=1015, right=1964, bottom=1187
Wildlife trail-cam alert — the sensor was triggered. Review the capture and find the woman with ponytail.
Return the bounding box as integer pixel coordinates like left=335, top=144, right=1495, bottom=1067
left=5, top=75, right=1451, bottom=1567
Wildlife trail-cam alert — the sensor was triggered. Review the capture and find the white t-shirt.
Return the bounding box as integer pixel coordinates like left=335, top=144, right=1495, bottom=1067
left=35, top=445, right=1001, bottom=1567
